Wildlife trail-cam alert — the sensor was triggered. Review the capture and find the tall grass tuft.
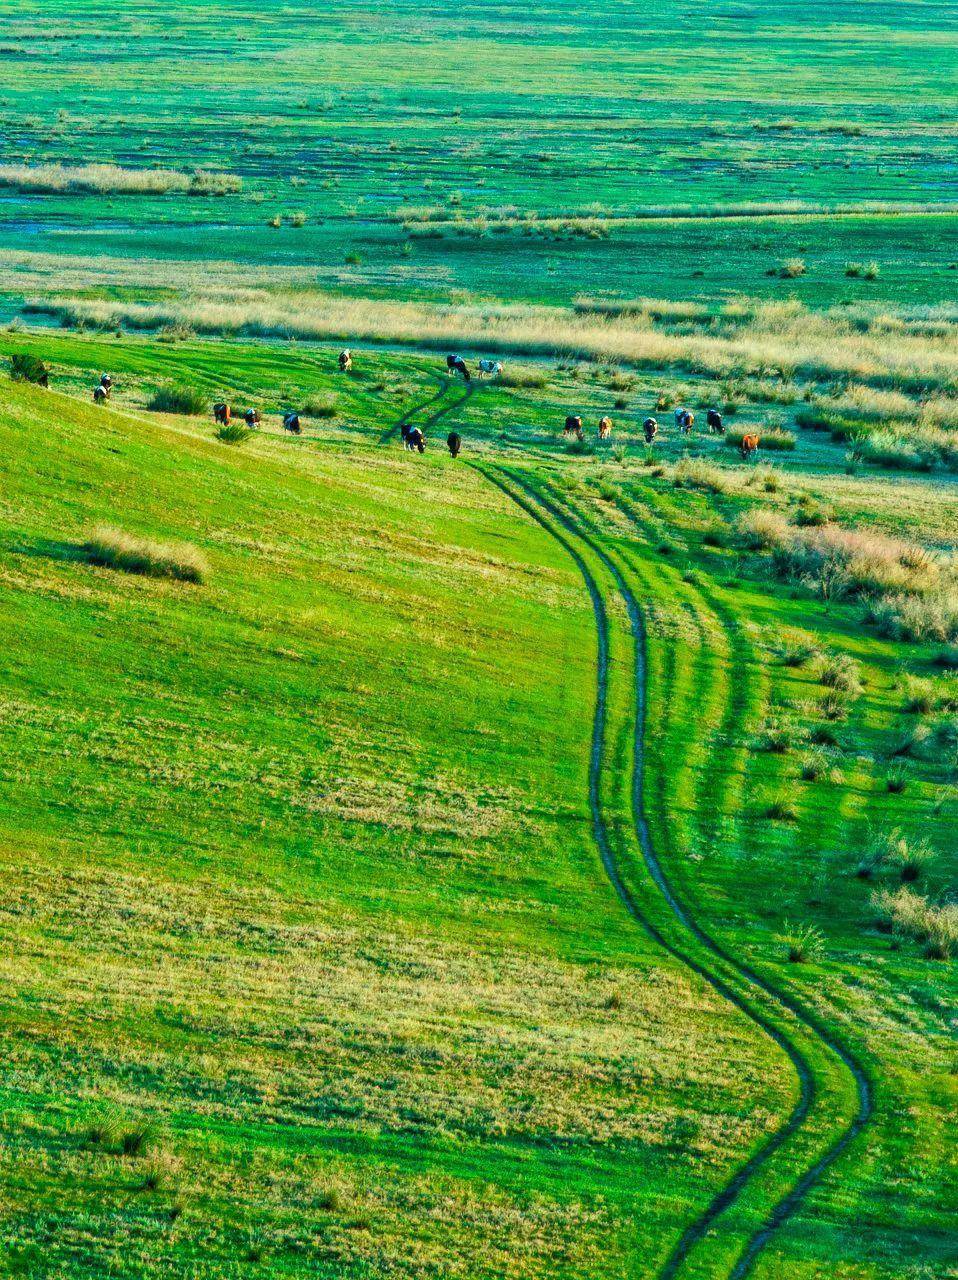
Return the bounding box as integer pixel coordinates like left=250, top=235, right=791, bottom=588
left=147, top=384, right=207, bottom=415
left=84, top=526, right=208, bottom=584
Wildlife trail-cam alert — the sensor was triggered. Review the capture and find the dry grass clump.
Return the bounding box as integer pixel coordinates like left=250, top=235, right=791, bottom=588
left=83, top=526, right=208, bottom=584
left=867, top=593, right=958, bottom=644
left=0, top=162, right=240, bottom=195
left=859, top=828, right=935, bottom=883
left=901, top=674, right=958, bottom=716
left=816, top=651, right=862, bottom=694
left=737, top=509, right=790, bottom=550
left=893, top=714, right=958, bottom=764
left=672, top=457, right=733, bottom=494
left=758, top=720, right=803, bottom=753
left=872, top=886, right=958, bottom=958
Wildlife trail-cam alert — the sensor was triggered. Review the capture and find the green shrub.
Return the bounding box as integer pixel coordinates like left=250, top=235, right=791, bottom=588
left=147, top=384, right=206, bottom=415
left=9, top=352, right=50, bottom=385
left=215, top=422, right=251, bottom=444
left=302, top=393, right=338, bottom=418
left=778, top=920, right=825, bottom=963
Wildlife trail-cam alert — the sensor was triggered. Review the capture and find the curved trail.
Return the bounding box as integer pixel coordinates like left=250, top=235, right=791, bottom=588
left=478, top=463, right=872, bottom=1280
left=378, top=376, right=475, bottom=444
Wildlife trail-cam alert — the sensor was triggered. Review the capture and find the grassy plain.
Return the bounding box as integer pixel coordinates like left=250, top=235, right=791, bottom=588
left=1, top=1, right=956, bottom=1276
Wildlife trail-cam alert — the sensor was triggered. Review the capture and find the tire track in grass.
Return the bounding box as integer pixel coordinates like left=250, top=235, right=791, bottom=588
left=474, top=462, right=821, bottom=1278
left=380, top=377, right=474, bottom=444
left=514, top=470, right=872, bottom=1280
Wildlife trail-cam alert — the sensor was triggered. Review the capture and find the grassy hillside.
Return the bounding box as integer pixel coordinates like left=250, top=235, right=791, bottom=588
left=1, top=331, right=955, bottom=1280
left=0, top=371, right=799, bottom=1279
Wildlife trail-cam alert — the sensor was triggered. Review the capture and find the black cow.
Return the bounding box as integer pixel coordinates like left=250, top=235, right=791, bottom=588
left=447, top=431, right=462, bottom=458
left=643, top=416, right=658, bottom=444
left=283, top=412, right=301, bottom=435
left=707, top=408, right=724, bottom=434
left=446, top=354, right=471, bottom=382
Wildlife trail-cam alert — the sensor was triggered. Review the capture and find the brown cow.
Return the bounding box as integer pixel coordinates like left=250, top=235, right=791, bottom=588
left=598, top=416, right=613, bottom=440
left=213, top=402, right=231, bottom=426
left=677, top=409, right=695, bottom=434
left=740, top=433, right=760, bottom=460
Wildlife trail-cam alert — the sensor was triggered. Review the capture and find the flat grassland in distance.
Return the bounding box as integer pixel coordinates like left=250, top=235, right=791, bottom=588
left=0, top=0, right=956, bottom=312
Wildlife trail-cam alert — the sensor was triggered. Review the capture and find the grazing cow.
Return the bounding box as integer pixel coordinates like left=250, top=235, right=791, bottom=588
left=243, top=408, right=261, bottom=427
left=643, top=416, right=658, bottom=444
left=740, top=433, right=760, bottom=460
left=283, top=412, right=301, bottom=435
left=213, top=402, right=231, bottom=426
left=477, top=359, right=502, bottom=379
left=99, top=373, right=113, bottom=393
left=707, top=408, right=724, bottom=434
left=564, top=415, right=584, bottom=440
left=447, top=354, right=471, bottom=382
left=339, top=349, right=352, bottom=373
left=447, top=431, right=462, bottom=458
left=406, top=426, right=425, bottom=454
left=677, top=409, right=695, bottom=435
left=598, top=416, right=613, bottom=439
left=93, top=384, right=108, bottom=405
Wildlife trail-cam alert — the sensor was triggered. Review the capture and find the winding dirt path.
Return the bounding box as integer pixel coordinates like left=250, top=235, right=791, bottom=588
left=477, top=462, right=872, bottom=1280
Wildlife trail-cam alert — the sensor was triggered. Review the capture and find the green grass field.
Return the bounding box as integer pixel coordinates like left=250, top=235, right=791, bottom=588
left=1, top=3, right=956, bottom=1278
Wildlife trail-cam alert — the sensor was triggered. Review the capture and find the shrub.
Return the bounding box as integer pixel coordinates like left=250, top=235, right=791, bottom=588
left=140, top=1153, right=179, bottom=1191
left=780, top=257, right=806, bottom=278
left=872, top=887, right=958, bottom=958
left=867, top=593, right=958, bottom=644
left=845, top=262, right=864, bottom=278
left=809, top=723, right=841, bottom=747
left=146, top=384, right=206, bottom=415
left=818, top=690, right=849, bottom=721
left=765, top=796, right=799, bottom=822
left=759, top=720, right=801, bottom=753
left=84, top=526, right=208, bottom=584
left=886, top=762, right=908, bottom=794
left=673, top=457, right=731, bottom=494
left=794, top=498, right=830, bottom=527
left=727, top=427, right=795, bottom=452
left=856, top=430, right=934, bottom=473
left=780, top=638, right=817, bottom=667
left=302, top=393, right=338, bottom=418
left=737, top=508, right=791, bottom=550
left=816, top=652, right=862, bottom=695
left=778, top=920, right=824, bottom=963
left=215, top=422, right=251, bottom=444
left=9, top=352, right=50, bottom=385
left=800, top=750, right=827, bottom=781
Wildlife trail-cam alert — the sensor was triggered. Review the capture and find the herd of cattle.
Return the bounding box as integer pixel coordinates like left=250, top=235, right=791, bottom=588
left=90, top=351, right=762, bottom=461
